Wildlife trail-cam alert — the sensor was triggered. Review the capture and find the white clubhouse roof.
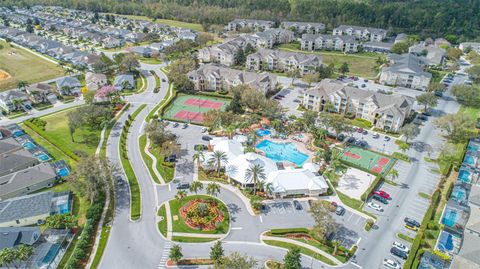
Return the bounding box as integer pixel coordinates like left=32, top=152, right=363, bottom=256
left=266, top=168, right=328, bottom=194
left=226, top=152, right=278, bottom=184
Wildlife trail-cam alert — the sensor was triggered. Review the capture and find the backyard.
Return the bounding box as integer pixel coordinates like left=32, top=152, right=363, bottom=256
left=278, top=43, right=382, bottom=79
left=0, top=40, right=65, bottom=91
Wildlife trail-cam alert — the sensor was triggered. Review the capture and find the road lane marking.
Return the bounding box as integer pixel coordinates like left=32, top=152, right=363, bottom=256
left=259, top=216, right=263, bottom=223
left=231, top=227, right=243, bottom=230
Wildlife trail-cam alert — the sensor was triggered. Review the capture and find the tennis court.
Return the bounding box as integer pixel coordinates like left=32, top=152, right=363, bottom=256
left=162, top=94, right=230, bottom=123
left=339, top=146, right=395, bottom=175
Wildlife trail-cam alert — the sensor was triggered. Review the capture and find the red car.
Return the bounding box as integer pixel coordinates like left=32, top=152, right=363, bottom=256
left=374, top=190, right=391, bottom=200
left=357, top=128, right=364, bottom=133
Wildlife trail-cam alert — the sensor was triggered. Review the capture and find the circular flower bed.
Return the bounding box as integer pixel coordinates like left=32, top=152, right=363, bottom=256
left=179, top=198, right=225, bottom=231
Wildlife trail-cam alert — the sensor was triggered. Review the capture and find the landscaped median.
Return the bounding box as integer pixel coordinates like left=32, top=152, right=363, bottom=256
left=158, top=195, right=229, bottom=243
left=119, top=104, right=146, bottom=221
left=261, top=228, right=356, bottom=266
left=146, top=84, right=175, bottom=122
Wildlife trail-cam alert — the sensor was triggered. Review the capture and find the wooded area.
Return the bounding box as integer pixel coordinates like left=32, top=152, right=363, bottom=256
left=2, top=0, right=479, bottom=41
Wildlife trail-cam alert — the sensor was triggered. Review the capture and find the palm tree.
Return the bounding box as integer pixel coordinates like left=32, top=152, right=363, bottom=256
left=388, top=169, right=399, bottom=182
left=17, top=80, right=28, bottom=91
left=16, top=245, right=33, bottom=265
left=245, top=163, right=267, bottom=196
left=224, top=125, right=235, bottom=139
left=175, top=190, right=187, bottom=202
left=332, top=240, right=339, bottom=256
left=206, top=183, right=221, bottom=197
left=209, top=151, right=228, bottom=176
left=11, top=98, right=23, bottom=111
left=189, top=181, right=204, bottom=194
left=192, top=149, right=205, bottom=167
left=0, top=247, right=16, bottom=268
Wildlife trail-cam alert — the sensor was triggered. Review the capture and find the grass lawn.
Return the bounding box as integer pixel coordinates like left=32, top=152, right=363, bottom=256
left=397, top=233, right=414, bottom=243
left=139, top=134, right=162, bottom=184
left=460, top=105, right=480, bottom=119
left=0, top=40, right=64, bottom=91
left=137, top=56, right=162, bottom=64
left=152, top=144, right=175, bottom=183
left=105, top=13, right=203, bottom=32
left=157, top=204, right=167, bottom=237
left=263, top=240, right=336, bottom=266
left=169, top=195, right=229, bottom=234
left=172, top=236, right=217, bottom=243
left=39, top=109, right=102, bottom=157
left=278, top=44, right=381, bottom=79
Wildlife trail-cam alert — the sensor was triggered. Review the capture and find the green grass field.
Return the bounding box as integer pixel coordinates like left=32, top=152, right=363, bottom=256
left=278, top=44, right=381, bottom=79
left=39, top=109, right=102, bottom=157
left=0, top=40, right=64, bottom=91
left=105, top=13, right=203, bottom=32
left=169, top=195, right=229, bottom=234
left=339, top=146, right=395, bottom=175
left=163, top=93, right=230, bottom=123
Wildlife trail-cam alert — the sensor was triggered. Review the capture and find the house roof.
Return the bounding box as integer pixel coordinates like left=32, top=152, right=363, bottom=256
left=451, top=232, right=480, bottom=269
left=0, top=90, right=29, bottom=102
left=113, top=74, right=135, bottom=87
left=302, top=33, right=356, bottom=43
left=0, top=137, right=23, bottom=155
left=384, top=53, right=432, bottom=77
left=0, top=148, right=38, bottom=176
left=363, top=41, right=394, bottom=50
left=56, top=76, right=81, bottom=89
left=266, top=168, right=328, bottom=194
left=466, top=205, right=480, bottom=234
left=334, top=24, right=387, bottom=35
left=469, top=185, right=480, bottom=206
left=85, top=72, right=107, bottom=85
left=248, top=48, right=322, bottom=67
left=281, top=21, right=325, bottom=29
left=0, top=227, right=40, bottom=249
left=226, top=152, right=278, bottom=184
left=0, top=191, right=54, bottom=223
left=0, top=163, right=57, bottom=199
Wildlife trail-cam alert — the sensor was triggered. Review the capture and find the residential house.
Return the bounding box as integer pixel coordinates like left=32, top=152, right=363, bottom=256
left=459, top=42, right=480, bottom=54
left=394, top=33, right=407, bottom=44
left=0, top=191, right=70, bottom=227
left=379, top=53, right=432, bottom=91
left=25, top=83, right=57, bottom=104
left=102, top=36, right=124, bottom=48
left=55, top=76, right=81, bottom=96
left=0, top=147, right=40, bottom=177
left=177, top=30, right=197, bottom=41
left=85, top=72, right=107, bottom=91
left=227, top=19, right=275, bottom=32
left=0, top=163, right=58, bottom=201
left=302, top=79, right=415, bottom=132
left=113, top=74, right=135, bottom=91
left=248, top=29, right=294, bottom=49
left=129, top=46, right=152, bottom=58
left=0, top=227, right=41, bottom=249
left=198, top=37, right=247, bottom=66
left=409, top=43, right=447, bottom=66
left=362, top=41, right=393, bottom=53
left=280, top=21, right=325, bottom=35
left=0, top=138, right=23, bottom=155
left=301, top=34, right=359, bottom=53
left=0, top=90, right=31, bottom=112
left=246, top=48, right=322, bottom=76
left=125, top=32, right=146, bottom=43
left=187, top=64, right=278, bottom=94
left=333, top=25, right=387, bottom=42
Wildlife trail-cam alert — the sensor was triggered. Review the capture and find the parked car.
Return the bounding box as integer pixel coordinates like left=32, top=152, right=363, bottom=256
left=392, top=242, right=409, bottom=253
left=362, top=130, right=368, bottom=135
left=347, top=137, right=356, bottom=144
left=201, top=127, right=208, bottom=133
left=404, top=217, right=420, bottom=228
left=390, top=247, right=408, bottom=260
left=421, top=111, right=431, bottom=117
left=173, top=122, right=179, bottom=128
left=338, top=134, right=346, bottom=141
left=357, top=128, right=364, bottom=133
left=202, top=135, right=212, bottom=141
left=164, top=155, right=176, bottom=162
left=293, top=200, right=303, bottom=210
left=383, top=259, right=400, bottom=269
left=293, top=99, right=301, bottom=103
left=367, top=202, right=383, bottom=212
left=372, top=194, right=388, bottom=204
left=405, top=223, right=418, bottom=231
left=374, top=190, right=391, bottom=200
left=372, top=133, right=380, bottom=139
left=331, top=201, right=338, bottom=207
left=182, top=123, right=188, bottom=129
left=384, top=136, right=391, bottom=142
left=361, top=84, right=366, bottom=88
left=335, top=206, right=345, bottom=216
left=161, top=78, right=166, bottom=82
left=418, top=115, right=428, bottom=121
left=176, top=183, right=190, bottom=190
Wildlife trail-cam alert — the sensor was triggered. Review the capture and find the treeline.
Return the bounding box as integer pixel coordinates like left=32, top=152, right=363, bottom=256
left=3, top=0, right=480, bottom=41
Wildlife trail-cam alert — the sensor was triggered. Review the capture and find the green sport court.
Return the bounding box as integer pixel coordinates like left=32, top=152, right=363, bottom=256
left=162, top=94, right=230, bottom=123
left=339, top=146, right=395, bottom=175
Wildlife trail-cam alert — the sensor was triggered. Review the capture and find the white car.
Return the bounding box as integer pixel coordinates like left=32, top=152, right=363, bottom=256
left=383, top=259, right=400, bottom=269
left=367, top=202, right=383, bottom=212
left=201, top=127, right=208, bottom=133
left=392, top=241, right=409, bottom=253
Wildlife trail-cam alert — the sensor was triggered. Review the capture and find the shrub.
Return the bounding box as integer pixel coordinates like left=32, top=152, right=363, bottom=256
left=270, top=228, right=309, bottom=235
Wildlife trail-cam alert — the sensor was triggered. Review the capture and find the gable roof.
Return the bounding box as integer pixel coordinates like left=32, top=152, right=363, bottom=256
left=0, top=163, right=57, bottom=199
left=0, top=227, right=40, bottom=249
left=0, top=191, right=54, bottom=223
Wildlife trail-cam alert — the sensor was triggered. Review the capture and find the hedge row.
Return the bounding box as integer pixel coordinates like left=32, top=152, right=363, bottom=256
left=65, top=194, right=106, bottom=269
left=360, top=175, right=383, bottom=201
left=23, top=120, right=80, bottom=161
left=403, top=189, right=441, bottom=268
left=270, top=228, right=310, bottom=235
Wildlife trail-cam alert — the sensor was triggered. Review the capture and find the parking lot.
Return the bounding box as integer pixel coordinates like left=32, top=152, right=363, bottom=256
left=273, top=87, right=304, bottom=117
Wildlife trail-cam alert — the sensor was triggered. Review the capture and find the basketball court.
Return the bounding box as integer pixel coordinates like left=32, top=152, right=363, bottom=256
left=339, top=146, right=395, bottom=175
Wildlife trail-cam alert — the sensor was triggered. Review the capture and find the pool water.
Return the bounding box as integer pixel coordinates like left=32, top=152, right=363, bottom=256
left=57, top=203, right=70, bottom=214
left=438, top=231, right=454, bottom=252
left=442, top=209, right=459, bottom=227
left=468, top=145, right=479, bottom=152
left=464, top=155, right=476, bottom=165
left=22, top=141, right=36, bottom=150
left=458, top=169, right=471, bottom=183
left=12, top=130, right=24, bottom=137
left=451, top=187, right=467, bottom=202
left=36, top=153, right=51, bottom=162
left=57, top=168, right=70, bottom=177
left=256, top=140, right=308, bottom=166
left=256, top=129, right=271, bottom=137
left=41, top=244, right=61, bottom=264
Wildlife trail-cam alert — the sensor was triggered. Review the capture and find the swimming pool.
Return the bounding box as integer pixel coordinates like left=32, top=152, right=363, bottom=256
left=468, top=144, right=479, bottom=152
left=463, top=155, right=476, bottom=166
left=36, top=152, right=51, bottom=162
left=437, top=231, right=454, bottom=252
left=451, top=186, right=467, bottom=202
left=41, top=244, right=61, bottom=265
left=256, top=140, right=308, bottom=166
left=442, top=209, right=459, bottom=227
left=457, top=169, right=471, bottom=183
left=57, top=167, right=70, bottom=177
left=57, top=203, right=70, bottom=214
left=22, top=141, right=36, bottom=150
left=256, top=129, right=271, bottom=137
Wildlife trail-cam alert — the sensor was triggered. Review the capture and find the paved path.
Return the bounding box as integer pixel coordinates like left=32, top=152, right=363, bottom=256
left=172, top=232, right=225, bottom=238
left=144, top=137, right=165, bottom=184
